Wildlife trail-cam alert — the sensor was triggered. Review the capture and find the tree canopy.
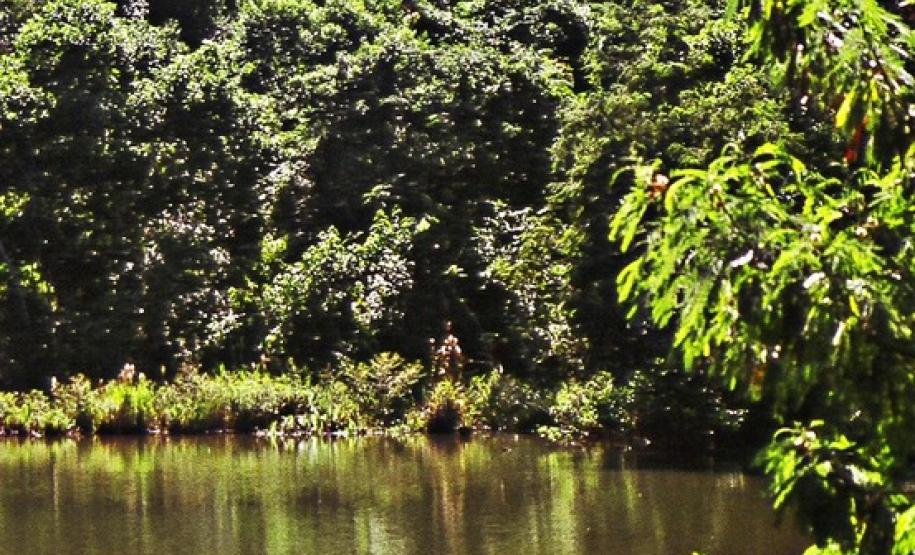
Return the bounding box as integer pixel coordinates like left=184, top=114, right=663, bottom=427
left=1, top=0, right=787, bottom=388
left=611, top=0, right=915, bottom=552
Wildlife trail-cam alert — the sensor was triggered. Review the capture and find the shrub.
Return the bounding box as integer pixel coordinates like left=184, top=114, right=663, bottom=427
left=38, top=407, right=73, bottom=436
left=464, top=370, right=549, bottom=432
left=222, top=371, right=310, bottom=432
left=0, top=361, right=424, bottom=437
left=51, top=375, right=100, bottom=434
left=538, top=372, right=632, bottom=442
left=339, top=353, right=426, bottom=426
left=627, top=368, right=746, bottom=448
left=95, top=379, right=157, bottom=434
left=310, top=380, right=365, bottom=433
left=412, top=378, right=466, bottom=433
left=0, top=391, right=19, bottom=433
left=156, top=368, right=230, bottom=433
left=0, top=390, right=73, bottom=436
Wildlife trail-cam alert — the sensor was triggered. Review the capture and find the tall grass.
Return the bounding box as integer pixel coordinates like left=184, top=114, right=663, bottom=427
left=0, top=354, right=431, bottom=437
left=0, top=357, right=729, bottom=442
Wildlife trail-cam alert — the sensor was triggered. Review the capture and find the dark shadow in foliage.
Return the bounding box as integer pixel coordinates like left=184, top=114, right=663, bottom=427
left=142, top=0, right=237, bottom=47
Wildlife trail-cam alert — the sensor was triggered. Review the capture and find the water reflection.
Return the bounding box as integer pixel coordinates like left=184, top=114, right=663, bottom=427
left=0, top=436, right=808, bottom=555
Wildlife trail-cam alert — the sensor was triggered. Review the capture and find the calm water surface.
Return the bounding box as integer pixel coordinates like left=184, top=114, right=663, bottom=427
left=0, top=435, right=808, bottom=555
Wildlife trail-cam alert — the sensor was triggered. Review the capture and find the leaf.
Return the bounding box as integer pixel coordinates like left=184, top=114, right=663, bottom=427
left=894, top=506, right=915, bottom=554
left=616, top=259, right=643, bottom=303
left=831, top=320, right=847, bottom=347
left=754, top=143, right=784, bottom=158
left=835, top=89, right=857, bottom=129
left=618, top=202, right=649, bottom=253
left=803, top=272, right=826, bottom=290
left=798, top=1, right=822, bottom=27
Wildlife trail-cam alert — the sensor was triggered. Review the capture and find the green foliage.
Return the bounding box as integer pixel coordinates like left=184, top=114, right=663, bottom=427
left=463, top=369, right=548, bottom=431
left=144, top=0, right=237, bottom=46
left=406, top=370, right=553, bottom=435
left=473, top=202, right=584, bottom=375
left=251, top=209, right=424, bottom=368
left=538, top=371, right=630, bottom=442
left=760, top=422, right=905, bottom=554
left=633, top=368, right=747, bottom=445
left=534, top=364, right=747, bottom=445
left=611, top=141, right=915, bottom=551
left=339, top=352, right=427, bottom=426
left=0, top=0, right=269, bottom=383
left=154, top=370, right=229, bottom=433
left=413, top=378, right=466, bottom=433
left=155, top=368, right=310, bottom=433
left=0, top=0, right=787, bottom=392
left=95, top=379, right=157, bottom=433
left=50, top=374, right=98, bottom=433
left=548, top=0, right=800, bottom=374
left=730, top=0, right=915, bottom=163
left=1, top=11, right=887, bottom=552
left=0, top=367, right=398, bottom=437
left=0, top=389, right=72, bottom=435
left=611, top=142, right=915, bottom=426
left=608, top=0, right=915, bottom=551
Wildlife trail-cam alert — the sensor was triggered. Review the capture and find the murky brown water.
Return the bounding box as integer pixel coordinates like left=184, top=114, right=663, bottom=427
left=0, top=435, right=808, bottom=554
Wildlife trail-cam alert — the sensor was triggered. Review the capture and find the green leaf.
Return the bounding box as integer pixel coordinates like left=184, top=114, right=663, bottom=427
left=849, top=294, right=860, bottom=317
left=616, top=259, right=643, bottom=303
left=835, top=89, right=857, bottom=130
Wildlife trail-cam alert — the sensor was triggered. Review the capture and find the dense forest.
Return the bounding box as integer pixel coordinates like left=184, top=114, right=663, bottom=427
left=0, top=0, right=782, bottom=434
left=0, top=0, right=795, bottom=385
left=2, top=0, right=915, bottom=552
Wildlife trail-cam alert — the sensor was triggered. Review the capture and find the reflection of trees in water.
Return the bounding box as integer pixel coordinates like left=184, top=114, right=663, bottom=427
left=0, top=438, right=806, bottom=554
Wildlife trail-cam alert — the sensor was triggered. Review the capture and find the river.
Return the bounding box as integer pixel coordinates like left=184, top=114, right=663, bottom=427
left=0, top=435, right=808, bottom=554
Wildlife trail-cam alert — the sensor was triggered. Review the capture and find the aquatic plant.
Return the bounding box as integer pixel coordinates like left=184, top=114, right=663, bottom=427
left=96, top=379, right=157, bottom=434
left=51, top=374, right=100, bottom=434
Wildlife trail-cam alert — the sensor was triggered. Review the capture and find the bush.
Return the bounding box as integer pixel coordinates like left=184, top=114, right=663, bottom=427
left=156, top=368, right=234, bottom=433
left=154, top=367, right=367, bottom=435
left=0, top=389, right=73, bottom=436
left=627, top=368, right=746, bottom=448
left=220, top=371, right=307, bottom=432
left=537, top=372, right=632, bottom=442
left=51, top=375, right=100, bottom=434
left=5, top=390, right=52, bottom=435
left=411, top=378, right=465, bottom=433
left=294, top=380, right=364, bottom=435
left=38, top=407, right=73, bottom=436
left=0, top=366, right=381, bottom=437
left=0, top=391, right=20, bottom=433
left=93, top=379, right=157, bottom=434
left=464, top=370, right=549, bottom=432
left=339, top=353, right=426, bottom=426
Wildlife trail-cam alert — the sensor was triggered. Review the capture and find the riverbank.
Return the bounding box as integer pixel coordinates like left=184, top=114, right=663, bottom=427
left=1, top=363, right=398, bottom=438
left=0, top=354, right=753, bottom=452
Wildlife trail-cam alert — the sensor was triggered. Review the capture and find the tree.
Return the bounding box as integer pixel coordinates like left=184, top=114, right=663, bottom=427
left=233, top=0, right=578, bottom=373
left=611, top=1, right=915, bottom=552
left=550, top=0, right=799, bottom=374
left=0, top=0, right=273, bottom=383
